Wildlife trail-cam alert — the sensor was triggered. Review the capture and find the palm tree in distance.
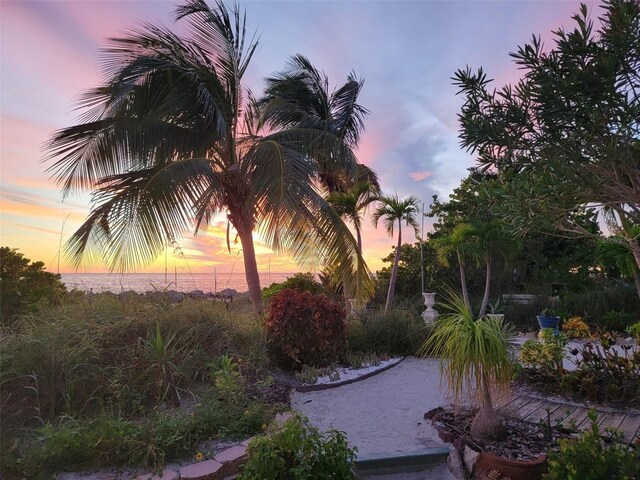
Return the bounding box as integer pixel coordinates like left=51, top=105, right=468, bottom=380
left=327, top=181, right=380, bottom=254
left=261, top=54, right=379, bottom=194
left=431, top=223, right=478, bottom=312
left=45, top=0, right=373, bottom=313
left=373, top=194, right=420, bottom=312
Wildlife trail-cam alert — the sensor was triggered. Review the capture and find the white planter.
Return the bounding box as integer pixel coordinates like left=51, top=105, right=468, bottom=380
left=422, top=292, right=439, bottom=324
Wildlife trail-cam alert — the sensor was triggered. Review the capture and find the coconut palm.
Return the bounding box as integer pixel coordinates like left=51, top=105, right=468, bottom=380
left=372, top=194, right=420, bottom=312
left=260, top=54, right=379, bottom=194
left=45, top=0, right=373, bottom=313
left=327, top=181, right=380, bottom=254
left=419, top=291, right=515, bottom=441
left=431, top=223, right=477, bottom=312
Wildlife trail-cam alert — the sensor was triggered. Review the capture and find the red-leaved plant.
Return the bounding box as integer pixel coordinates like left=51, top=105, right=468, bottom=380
left=266, top=289, right=347, bottom=368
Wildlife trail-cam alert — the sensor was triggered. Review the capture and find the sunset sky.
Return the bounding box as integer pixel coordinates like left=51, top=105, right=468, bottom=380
left=1, top=0, right=585, bottom=275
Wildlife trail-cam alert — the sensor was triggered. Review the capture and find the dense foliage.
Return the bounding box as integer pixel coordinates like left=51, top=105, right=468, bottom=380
left=544, top=412, right=640, bottom=480
left=262, top=272, right=327, bottom=303
left=0, top=293, right=280, bottom=478
left=239, top=414, right=357, bottom=480
left=0, top=247, right=66, bottom=325
left=455, top=0, right=640, bottom=274
left=266, top=289, right=347, bottom=367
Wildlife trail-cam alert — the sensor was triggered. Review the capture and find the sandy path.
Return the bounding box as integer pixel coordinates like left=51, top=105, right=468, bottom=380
left=291, top=357, right=454, bottom=458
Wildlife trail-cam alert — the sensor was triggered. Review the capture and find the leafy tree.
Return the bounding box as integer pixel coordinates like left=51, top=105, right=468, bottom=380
left=45, top=0, right=373, bottom=313
left=0, top=247, right=66, bottom=324
left=598, top=227, right=640, bottom=296
left=454, top=1, right=640, bottom=271
left=372, top=194, right=420, bottom=312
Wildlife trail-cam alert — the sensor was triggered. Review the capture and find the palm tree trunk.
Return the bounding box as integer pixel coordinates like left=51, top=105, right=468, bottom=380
left=457, top=252, right=471, bottom=313
left=470, top=374, right=505, bottom=441
left=236, top=224, right=263, bottom=314
left=478, top=255, right=492, bottom=318
left=632, top=267, right=640, bottom=299
left=356, top=227, right=363, bottom=256
left=385, top=222, right=402, bottom=313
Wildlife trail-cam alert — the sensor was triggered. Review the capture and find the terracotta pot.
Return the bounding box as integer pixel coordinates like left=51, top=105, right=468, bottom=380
left=474, top=451, right=547, bottom=480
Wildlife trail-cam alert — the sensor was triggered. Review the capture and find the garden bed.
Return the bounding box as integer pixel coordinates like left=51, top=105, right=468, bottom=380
left=427, top=407, right=571, bottom=461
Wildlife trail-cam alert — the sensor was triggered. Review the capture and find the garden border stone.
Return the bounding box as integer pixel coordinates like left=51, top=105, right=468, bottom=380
left=294, top=356, right=406, bottom=392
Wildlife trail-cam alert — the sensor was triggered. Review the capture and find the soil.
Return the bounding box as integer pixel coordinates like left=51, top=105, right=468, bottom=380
left=429, top=407, right=571, bottom=461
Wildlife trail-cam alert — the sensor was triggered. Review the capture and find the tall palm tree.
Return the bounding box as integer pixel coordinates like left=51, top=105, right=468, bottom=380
left=327, top=181, right=379, bottom=254
left=260, top=54, right=379, bottom=194
left=431, top=223, right=477, bottom=312
left=45, top=0, right=373, bottom=313
left=373, top=194, right=420, bottom=312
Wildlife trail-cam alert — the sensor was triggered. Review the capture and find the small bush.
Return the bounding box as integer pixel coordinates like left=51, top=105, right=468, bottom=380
left=519, top=329, right=567, bottom=374
left=562, top=316, right=590, bottom=339
left=266, top=290, right=346, bottom=368
left=0, top=247, right=66, bottom=325
left=262, top=273, right=325, bottom=304
left=544, top=411, right=640, bottom=480
left=601, top=310, right=636, bottom=333
left=628, top=322, right=640, bottom=341
left=567, top=336, right=639, bottom=405
left=238, top=414, right=357, bottom=480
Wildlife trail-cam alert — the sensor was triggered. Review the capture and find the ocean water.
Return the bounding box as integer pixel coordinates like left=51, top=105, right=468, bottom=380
left=60, top=272, right=298, bottom=294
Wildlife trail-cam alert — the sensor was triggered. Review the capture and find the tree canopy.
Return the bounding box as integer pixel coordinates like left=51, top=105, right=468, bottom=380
left=454, top=0, right=640, bottom=266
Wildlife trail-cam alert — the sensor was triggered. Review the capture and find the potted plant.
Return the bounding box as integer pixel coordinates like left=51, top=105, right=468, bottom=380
left=537, top=307, right=560, bottom=332
left=420, top=291, right=549, bottom=479
left=485, top=299, right=505, bottom=322
left=419, top=291, right=515, bottom=441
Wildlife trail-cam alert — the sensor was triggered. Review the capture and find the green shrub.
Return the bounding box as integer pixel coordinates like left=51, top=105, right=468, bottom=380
left=262, top=272, right=325, bottom=303
left=519, top=329, right=567, bottom=375
left=544, top=411, right=640, bottom=480
left=601, top=310, right=636, bottom=333
left=566, top=335, right=639, bottom=405
left=0, top=247, right=66, bottom=325
left=628, top=322, right=640, bottom=341
left=238, top=414, right=357, bottom=480
left=5, top=397, right=273, bottom=479
left=266, top=289, right=346, bottom=368
left=1, top=294, right=267, bottom=427
left=347, top=304, right=430, bottom=355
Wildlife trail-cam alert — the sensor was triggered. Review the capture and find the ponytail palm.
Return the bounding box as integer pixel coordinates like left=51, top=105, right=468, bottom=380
left=45, top=0, right=373, bottom=312
left=419, top=291, right=515, bottom=441
left=373, top=194, right=420, bottom=312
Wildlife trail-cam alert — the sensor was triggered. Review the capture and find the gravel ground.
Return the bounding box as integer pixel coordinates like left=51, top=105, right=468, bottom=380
left=291, top=357, right=456, bottom=458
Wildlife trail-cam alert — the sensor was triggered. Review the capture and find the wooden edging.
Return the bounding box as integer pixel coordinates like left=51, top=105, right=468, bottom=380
left=295, top=356, right=406, bottom=393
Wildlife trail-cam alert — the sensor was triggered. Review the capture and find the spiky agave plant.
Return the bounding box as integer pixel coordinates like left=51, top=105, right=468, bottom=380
left=418, top=290, right=515, bottom=441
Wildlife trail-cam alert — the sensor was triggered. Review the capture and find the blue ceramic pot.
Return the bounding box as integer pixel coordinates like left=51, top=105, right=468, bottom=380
left=537, top=315, right=560, bottom=333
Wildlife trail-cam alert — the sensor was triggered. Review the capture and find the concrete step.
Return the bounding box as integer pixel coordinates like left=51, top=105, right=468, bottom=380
left=355, top=447, right=453, bottom=479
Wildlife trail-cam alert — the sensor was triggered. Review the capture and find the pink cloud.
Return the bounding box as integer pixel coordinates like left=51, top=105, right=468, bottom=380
left=409, top=170, right=433, bottom=181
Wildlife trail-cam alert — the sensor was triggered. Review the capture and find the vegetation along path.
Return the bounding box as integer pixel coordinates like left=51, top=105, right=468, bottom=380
left=291, top=357, right=454, bottom=457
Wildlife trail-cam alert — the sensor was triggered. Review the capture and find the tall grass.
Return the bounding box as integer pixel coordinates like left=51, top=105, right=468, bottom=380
left=1, top=293, right=267, bottom=429
left=347, top=302, right=431, bottom=356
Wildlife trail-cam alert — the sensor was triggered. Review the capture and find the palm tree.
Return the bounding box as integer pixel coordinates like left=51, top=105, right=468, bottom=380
left=419, top=291, right=515, bottom=441
left=260, top=54, right=379, bottom=194
left=431, top=223, right=477, bottom=312
left=373, top=194, right=420, bottom=312
left=45, top=0, right=373, bottom=313
left=327, top=181, right=380, bottom=254
left=599, top=232, right=640, bottom=297
left=472, top=219, right=517, bottom=318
